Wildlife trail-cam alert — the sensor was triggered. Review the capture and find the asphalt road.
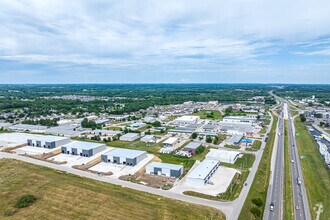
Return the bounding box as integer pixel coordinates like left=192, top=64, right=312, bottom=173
left=287, top=109, right=311, bottom=220
left=265, top=107, right=285, bottom=220
left=0, top=113, right=274, bottom=220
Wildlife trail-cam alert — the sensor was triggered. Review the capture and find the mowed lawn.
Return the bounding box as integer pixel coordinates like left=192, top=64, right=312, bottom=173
left=294, top=119, right=330, bottom=220
left=0, top=159, right=225, bottom=220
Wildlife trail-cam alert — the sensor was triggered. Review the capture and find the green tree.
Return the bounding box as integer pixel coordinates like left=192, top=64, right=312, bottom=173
left=191, top=132, right=198, bottom=139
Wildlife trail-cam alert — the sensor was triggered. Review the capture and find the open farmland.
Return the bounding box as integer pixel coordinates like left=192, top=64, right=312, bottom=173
left=0, top=159, right=224, bottom=220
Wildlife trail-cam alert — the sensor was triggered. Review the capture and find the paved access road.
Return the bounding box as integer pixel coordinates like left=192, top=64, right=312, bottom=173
left=0, top=113, right=274, bottom=220
left=287, top=109, right=311, bottom=220
left=264, top=106, right=285, bottom=220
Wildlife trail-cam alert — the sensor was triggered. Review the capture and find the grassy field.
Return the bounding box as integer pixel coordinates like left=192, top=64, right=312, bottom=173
left=284, top=120, right=293, bottom=220
left=246, top=140, right=262, bottom=151
left=0, top=159, right=225, bottom=220
left=239, top=113, right=278, bottom=220
left=294, top=118, right=330, bottom=220
left=224, top=144, right=241, bottom=150
left=191, top=110, right=222, bottom=120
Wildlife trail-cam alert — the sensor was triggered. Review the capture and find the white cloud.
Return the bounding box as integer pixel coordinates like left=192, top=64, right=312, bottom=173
left=0, top=0, right=330, bottom=83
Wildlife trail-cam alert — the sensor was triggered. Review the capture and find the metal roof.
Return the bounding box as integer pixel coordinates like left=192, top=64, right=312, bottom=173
left=28, top=135, right=70, bottom=142
left=186, top=159, right=220, bottom=180
left=62, top=141, right=105, bottom=150
left=182, top=141, right=201, bottom=150
left=120, top=133, right=140, bottom=138
left=104, top=148, right=146, bottom=159
left=147, top=162, right=183, bottom=170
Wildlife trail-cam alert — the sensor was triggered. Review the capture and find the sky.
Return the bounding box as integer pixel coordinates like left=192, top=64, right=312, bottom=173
left=0, top=0, right=330, bottom=84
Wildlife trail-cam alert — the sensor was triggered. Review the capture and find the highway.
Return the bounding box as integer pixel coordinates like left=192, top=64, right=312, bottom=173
left=264, top=105, right=284, bottom=220
left=287, top=108, right=311, bottom=220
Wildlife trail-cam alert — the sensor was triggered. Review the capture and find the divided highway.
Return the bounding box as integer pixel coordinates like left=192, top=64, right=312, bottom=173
left=264, top=106, right=284, bottom=220
left=287, top=109, right=311, bottom=220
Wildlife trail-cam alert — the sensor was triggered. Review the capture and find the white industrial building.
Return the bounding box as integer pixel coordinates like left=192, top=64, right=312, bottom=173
left=101, top=148, right=147, bottom=166
left=162, top=137, right=179, bottom=147
left=222, top=116, right=257, bottom=124
left=119, top=133, right=140, bottom=141
left=146, top=162, right=183, bottom=178
left=61, top=141, right=106, bottom=157
left=91, top=129, right=123, bottom=140
left=27, top=136, right=70, bottom=149
left=141, top=135, right=156, bottom=143
left=0, top=122, right=12, bottom=130
left=128, top=122, right=146, bottom=130
left=186, top=159, right=220, bottom=185
left=9, top=124, right=48, bottom=133
left=206, top=149, right=240, bottom=164
left=172, top=116, right=200, bottom=125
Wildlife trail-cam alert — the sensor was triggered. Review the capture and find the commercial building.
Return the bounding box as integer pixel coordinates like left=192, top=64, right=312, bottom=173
left=91, top=129, right=123, bottom=140
left=61, top=141, right=106, bottom=157
left=206, top=149, right=240, bottom=164
left=27, top=136, right=70, bottom=149
left=172, top=116, right=200, bottom=125
left=181, top=141, right=202, bottom=154
left=186, top=159, right=221, bottom=185
left=226, top=135, right=243, bottom=146
left=0, top=122, right=12, bottom=130
left=101, top=148, right=147, bottom=166
left=44, top=125, right=90, bottom=137
left=141, top=135, right=156, bottom=143
left=162, top=137, right=179, bottom=147
left=146, top=162, right=183, bottom=178
left=119, top=133, right=140, bottom=141
left=128, top=122, right=146, bottom=130
left=222, top=116, right=257, bottom=124
left=9, top=124, right=48, bottom=133
left=219, top=122, right=255, bottom=136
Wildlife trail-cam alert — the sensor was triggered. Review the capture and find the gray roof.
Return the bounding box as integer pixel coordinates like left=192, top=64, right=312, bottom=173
left=9, top=124, right=48, bottom=130
left=62, top=141, right=105, bottom=150
left=203, top=124, right=217, bottom=130
left=120, top=133, right=140, bottom=138
left=104, top=148, right=146, bottom=159
left=182, top=142, right=201, bottom=150
left=147, top=162, right=183, bottom=170
left=28, top=135, right=70, bottom=142
left=92, top=129, right=123, bottom=135
left=227, top=135, right=243, bottom=143
left=45, top=125, right=90, bottom=136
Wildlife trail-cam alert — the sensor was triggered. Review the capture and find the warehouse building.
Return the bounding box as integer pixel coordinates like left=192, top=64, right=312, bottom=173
left=61, top=141, right=106, bottom=157
left=162, top=137, right=179, bottom=147
left=101, top=148, right=147, bottom=166
left=146, top=162, right=183, bottom=178
left=119, top=133, right=140, bottom=141
left=0, top=122, right=12, bottom=130
left=181, top=141, right=202, bottom=154
left=141, top=135, right=156, bottom=143
left=206, top=149, right=240, bottom=164
left=172, top=116, right=200, bottom=125
left=186, top=159, right=220, bottom=185
left=128, top=122, right=146, bottom=130
left=91, top=129, right=123, bottom=140
left=222, top=116, right=257, bottom=124
left=226, top=135, right=243, bottom=146
left=27, top=136, right=70, bottom=149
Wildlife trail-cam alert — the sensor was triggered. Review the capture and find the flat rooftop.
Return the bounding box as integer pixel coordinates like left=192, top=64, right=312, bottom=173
left=148, top=162, right=183, bottom=170
left=62, top=141, right=105, bottom=150
left=93, top=129, right=123, bottom=135
left=183, top=142, right=201, bottom=150
left=28, top=135, right=70, bottom=142
left=187, top=159, right=220, bottom=180
left=163, top=137, right=178, bottom=145
left=121, top=133, right=140, bottom=138
left=104, top=148, right=146, bottom=158
left=206, top=149, right=240, bottom=161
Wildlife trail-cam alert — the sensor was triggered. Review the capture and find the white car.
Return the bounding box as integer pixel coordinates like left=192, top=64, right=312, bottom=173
left=291, top=160, right=294, bottom=163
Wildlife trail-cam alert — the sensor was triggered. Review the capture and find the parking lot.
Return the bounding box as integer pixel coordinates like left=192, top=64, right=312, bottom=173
left=13, top=146, right=59, bottom=155
left=172, top=166, right=238, bottom=196
left=49, top=148, right=112, bottom=167
left=89, top=154, right=154, bottom=178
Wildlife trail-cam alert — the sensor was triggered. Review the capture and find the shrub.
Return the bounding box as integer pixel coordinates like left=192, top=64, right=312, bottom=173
left=252, top=197, right=264, bottom=207
left=250, top=206, right=262, bottom=217
left=14, top=195, right=37, bottom=209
